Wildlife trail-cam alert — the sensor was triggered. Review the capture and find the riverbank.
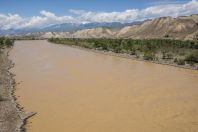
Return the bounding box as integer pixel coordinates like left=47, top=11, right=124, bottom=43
left=48, top=39, right=198, bottom=70
left=73, top=45, right=198, bottom=70
left=0, top=48, right=35, bottom=132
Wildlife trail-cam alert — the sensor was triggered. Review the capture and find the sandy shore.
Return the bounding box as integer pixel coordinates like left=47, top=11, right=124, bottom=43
left=0, top=48, right=35, bottom=132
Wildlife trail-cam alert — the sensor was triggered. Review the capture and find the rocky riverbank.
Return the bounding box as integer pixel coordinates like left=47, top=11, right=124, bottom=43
left=0, top=48, right=35, bottom=132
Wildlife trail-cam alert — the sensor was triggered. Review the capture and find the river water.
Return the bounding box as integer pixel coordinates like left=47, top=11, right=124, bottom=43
left=10, top=40, right=198, bottom=132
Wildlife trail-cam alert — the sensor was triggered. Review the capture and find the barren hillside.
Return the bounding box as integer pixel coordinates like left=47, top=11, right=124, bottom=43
left=117, top=14, right=198, bottom=40
left=15, top=14, right=198, bottom=40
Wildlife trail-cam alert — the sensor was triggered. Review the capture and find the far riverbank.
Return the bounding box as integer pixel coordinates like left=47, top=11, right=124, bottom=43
left=48, top=38, right=198, bottom=70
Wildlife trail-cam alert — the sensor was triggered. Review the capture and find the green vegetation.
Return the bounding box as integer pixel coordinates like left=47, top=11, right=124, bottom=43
left=0, top=37, right=14, bottom=102
left=13, top=37, right=43, bottom=40
left=143, top=52, right=156, bottom=61
left=0, top=37, right=14, bottom=48
left=185, top=51, right=198, bottom=65
left=48, top=38, right=198, bottom=67
left=174, top=58, right=185, bottom=65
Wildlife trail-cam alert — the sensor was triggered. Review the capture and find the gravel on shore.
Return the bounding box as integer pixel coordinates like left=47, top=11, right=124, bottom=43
left=0, top=48, right=35, bottom=132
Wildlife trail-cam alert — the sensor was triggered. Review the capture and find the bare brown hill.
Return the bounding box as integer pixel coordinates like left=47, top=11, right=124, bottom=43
left=14, top=14, right=198, bottom=40
left=117, top=14, right=198, bottom=40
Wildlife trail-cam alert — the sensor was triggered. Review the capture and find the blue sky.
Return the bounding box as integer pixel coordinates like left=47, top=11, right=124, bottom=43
left=0, top=0, right=198, bottom=30
left=0, top=0, right=190, bottom=16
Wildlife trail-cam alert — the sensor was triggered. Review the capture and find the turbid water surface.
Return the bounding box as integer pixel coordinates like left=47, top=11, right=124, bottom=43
left=10, top=40, right=198, bottom=132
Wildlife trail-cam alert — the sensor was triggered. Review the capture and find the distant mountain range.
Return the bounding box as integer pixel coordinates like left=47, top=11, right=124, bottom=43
left=1, top=14, right=198, bottom=41
left=0, top=21, right=143, bottom=35
left=42, top=22, right=143, bottom=32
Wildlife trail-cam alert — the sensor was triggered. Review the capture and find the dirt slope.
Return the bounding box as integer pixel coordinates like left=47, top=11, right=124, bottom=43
left=117, top=14, right=198, bottom=40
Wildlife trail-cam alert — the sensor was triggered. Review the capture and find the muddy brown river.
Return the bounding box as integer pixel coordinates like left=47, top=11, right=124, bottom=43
left=10, top=40, right=198, bottom=132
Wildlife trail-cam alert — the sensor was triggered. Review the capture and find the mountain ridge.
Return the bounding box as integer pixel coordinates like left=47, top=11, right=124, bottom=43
left=4, top=14, right=198, bottom=40
left=0, top=21, right=143, bottom=35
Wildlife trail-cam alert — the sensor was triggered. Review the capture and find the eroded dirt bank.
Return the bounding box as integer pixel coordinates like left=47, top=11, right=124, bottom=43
left=0, top=48, right=35, bottom=132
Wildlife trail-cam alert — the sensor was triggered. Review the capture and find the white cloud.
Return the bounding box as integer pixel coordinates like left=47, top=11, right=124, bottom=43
left=0, top=14, right=24, bottom=30
left=21, top=11, right=75, bottom=28
left=40, top=10, right=56, bottom=17
left=0, top=0, right=198, bottom=30
left=73, top=0, right=198, bottom=23
left=0, top=10, right=75, bottom=30
left=140, top=0, right=198, bottom=19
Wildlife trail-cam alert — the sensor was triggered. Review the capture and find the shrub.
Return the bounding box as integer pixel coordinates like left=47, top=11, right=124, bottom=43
left=4, top=38, right=13, bottom=46
left=162, top=52, right=173, bottom=59
left=113, top=47, right=122, bottom=53
left=177, top=59, right=185, bottom=65
left=185, top=51, right=198, bottom=63
left=143, top=52, right=155, bottom=60
left=174, top=58, right=178, bottom=63
left=0, top=37, right=14, bottom=48
left=130, top=48, right=136, bottom=55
